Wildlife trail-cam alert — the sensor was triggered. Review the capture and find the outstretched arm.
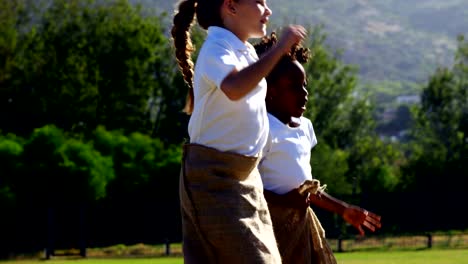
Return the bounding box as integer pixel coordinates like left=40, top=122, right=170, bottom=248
left=221, top=25, right=307, bottom=100
left=307, top=191, right=382, bottom=236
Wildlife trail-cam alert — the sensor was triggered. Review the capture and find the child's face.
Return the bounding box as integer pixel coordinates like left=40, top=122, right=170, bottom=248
left=225, top=0, right=272, bottom=41
left=270, top=60, right=308, bottom=120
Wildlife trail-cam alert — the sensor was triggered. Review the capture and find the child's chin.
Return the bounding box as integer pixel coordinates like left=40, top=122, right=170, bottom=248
left=295, top=109, right=305, bottom=117
left=255, top=27, right=268, bottom=37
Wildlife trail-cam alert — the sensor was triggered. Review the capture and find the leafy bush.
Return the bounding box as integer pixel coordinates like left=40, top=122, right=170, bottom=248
left=17, top=125, right=114, bottom=205
left=0, top=134, right=24, bottom=206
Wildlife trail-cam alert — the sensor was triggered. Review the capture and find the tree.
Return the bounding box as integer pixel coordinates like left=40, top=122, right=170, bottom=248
left=303, top=27, right=402, bottom=198
left=0, top=133, right=24, bottom=258
left=404, top=35, right=468, bottom=192
left=400, top=35, right=468, bottom=231
left=0, top=133, right=24, bottom=214
left=16, top=125, right=114, bottom=205
left=304, top=26, right=360, bottom=149
left=0, top=0, right=37, bottom=135
left=1, top=0, right=170, bottom=136
left=92, top=126, right=181, bottom=200
left=150, top=26, right=207, bottom=144
left=91, top=126, right=183, bottom=243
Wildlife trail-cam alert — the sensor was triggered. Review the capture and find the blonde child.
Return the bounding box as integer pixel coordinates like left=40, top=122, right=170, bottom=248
left=171, top=0, right=307, bottom=263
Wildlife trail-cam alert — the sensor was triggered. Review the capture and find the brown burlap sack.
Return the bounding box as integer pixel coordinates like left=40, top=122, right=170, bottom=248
left=264, top=180, right=337, bottom=264
left=180, top=144, right=282, bottom=264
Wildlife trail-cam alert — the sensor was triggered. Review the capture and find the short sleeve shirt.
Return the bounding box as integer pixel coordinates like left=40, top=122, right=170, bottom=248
left=188, top=26, right=268, bottom=157
left=259, top=114, right=318, bottom=194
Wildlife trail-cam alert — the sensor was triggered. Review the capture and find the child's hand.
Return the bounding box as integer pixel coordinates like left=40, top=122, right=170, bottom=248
left=342, top=206, right=382, bottom=236
left=277, top=25, right=307, bottom=54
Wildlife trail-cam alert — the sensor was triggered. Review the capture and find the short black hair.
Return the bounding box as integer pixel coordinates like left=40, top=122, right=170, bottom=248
left=254, top=32, right=310, bottom=83
left=254, top=32, right=310, bottom=63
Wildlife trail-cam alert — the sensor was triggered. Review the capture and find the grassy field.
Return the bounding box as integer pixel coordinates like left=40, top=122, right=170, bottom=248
left=1, top=249, right=468, bottom=264
left=335, top=249, right=468, bottom=264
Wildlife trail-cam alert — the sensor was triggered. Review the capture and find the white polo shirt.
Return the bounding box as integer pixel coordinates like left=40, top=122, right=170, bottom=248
left=259, top=114, right=318, bottom=194
left=188, top=26, right=269, bottom=157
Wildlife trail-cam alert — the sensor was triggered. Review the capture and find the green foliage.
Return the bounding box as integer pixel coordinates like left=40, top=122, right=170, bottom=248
left=150, top=25, right=207, bottom=143
left=0, top=134, right=24, bottom=207
left=404, top=35, right=468, bottom=192
left=302, top=27, right=377, bottom=149
left=347, top=136, right=402, bottom=194
left=417, top=37, right=467, bottom=155
left=17, top=125, right=115, bottom=204
left=5, top=124, right=183, bottom=205
left=311, top=141, right=351, bottom=195
left=59, top=138, right=115, bottom=200
left=0, top=0, right=407, bottom=203
left=1, top=0, right=171, bottom=136
left=299, top=27, right=403, bottom=195
left=92, top=126, right=182, bottom=199
left=94, top=127, right=157, bottom=190
left=303, top=26, right=360, bottom=147
left=0, top=0, right=34, bottom=86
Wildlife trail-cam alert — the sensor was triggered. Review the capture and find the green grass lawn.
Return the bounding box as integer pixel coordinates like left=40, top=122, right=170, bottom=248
left=1, top=249, right=468, bottom=264
left=334, top=249, right=468, bottom=264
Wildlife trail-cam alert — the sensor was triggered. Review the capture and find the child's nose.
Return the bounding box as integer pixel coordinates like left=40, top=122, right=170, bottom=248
left=302, top=87, right=308, bottom=97
left=265, top=5, right=272, bottom=16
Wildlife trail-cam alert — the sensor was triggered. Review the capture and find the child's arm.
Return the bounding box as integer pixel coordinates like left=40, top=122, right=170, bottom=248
left=221, top=25, right=306, bottom=100
left=308, top=191, right=382, bottom=236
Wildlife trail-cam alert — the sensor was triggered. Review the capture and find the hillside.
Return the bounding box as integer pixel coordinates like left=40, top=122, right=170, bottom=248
left=267, top=0, right=467, bottom=87
left=137, top=0, right=467, bottom=91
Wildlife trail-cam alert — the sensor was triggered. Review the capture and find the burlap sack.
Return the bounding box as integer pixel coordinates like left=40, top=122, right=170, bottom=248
left=180, top=144, right=282, bottom=264
left=264, top=180, right=337, bottom=264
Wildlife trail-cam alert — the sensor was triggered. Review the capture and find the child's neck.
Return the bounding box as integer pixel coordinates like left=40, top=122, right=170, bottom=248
left=222, top=22, right=249, bottom=43
left=269, top=111, right=300, bottom=128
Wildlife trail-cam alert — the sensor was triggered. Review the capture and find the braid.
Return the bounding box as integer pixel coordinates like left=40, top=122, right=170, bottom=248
left=171, top=0, right=196, bottom=114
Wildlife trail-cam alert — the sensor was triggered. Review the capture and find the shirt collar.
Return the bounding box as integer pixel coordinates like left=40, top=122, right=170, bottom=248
left=207, top=26, right=252, bottom=53
left=268, top=113, right=302, bottom=130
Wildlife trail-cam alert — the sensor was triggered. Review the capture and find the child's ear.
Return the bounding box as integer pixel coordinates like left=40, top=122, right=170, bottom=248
left=266, top=86, right=279, bottom=100
left=223, top=0, right=237, bottom=15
